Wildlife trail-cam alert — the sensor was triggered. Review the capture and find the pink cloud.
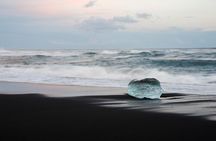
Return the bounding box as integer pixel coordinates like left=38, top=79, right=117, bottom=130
left=14, top=0, right=90, bottom=16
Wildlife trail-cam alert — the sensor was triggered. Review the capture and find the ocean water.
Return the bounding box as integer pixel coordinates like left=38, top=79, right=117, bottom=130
left=0, top=48, right=215, bottom=95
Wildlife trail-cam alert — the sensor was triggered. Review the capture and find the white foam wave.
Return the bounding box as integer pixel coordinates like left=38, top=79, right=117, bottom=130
left=129, top=50, right=149, bottom=54
left=101, top=50, right=119, bottom=54
left=0, top=49, right=82, bottom=57
left=0, top=64, right=216, bottom=95
left=0, top=65, right=215, bottom=86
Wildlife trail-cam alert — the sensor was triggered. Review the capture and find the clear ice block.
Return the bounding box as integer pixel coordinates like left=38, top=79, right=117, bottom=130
left=128, top=78, right=163, bottom=99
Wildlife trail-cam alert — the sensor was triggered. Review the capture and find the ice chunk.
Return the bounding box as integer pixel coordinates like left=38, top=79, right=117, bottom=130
left=128, top=78, right=163, bottom=99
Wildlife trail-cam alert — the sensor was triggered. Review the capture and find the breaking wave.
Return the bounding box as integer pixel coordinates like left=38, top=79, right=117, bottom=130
left=0, top=48, right=216, bottom=94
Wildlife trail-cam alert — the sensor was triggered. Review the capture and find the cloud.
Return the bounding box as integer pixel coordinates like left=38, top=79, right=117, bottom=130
left=84, top=0, right=97, bottom=8
left=76, top=15, right=140, bottom=32
left=136, top=13, right=152, bottom=19
left=112, top=15, right=137, bottom=23
left=76, top=17, right=124, bottom=32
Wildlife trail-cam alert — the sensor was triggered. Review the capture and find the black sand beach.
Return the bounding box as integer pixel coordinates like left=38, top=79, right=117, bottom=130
left=0, top=84, right=216, bottom=141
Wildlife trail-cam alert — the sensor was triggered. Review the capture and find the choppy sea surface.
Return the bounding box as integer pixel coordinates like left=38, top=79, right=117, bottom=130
left=0, top=48, right=215, bottom=95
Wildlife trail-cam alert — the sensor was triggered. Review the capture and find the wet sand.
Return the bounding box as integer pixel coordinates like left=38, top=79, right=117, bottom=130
left=0, top=82, right=216, bottom=141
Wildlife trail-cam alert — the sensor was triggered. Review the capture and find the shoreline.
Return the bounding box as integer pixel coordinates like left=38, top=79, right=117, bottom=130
left=0, top=81, right=216, bottom=140
left=0, top=81, right=127, bottom=97
left=0, top=80, right=127, bottom=88
left=0, top=81, right=216, bottom=120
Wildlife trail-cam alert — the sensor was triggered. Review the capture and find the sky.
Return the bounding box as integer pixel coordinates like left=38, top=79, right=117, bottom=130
left=0, top=0, right=216, bottom=49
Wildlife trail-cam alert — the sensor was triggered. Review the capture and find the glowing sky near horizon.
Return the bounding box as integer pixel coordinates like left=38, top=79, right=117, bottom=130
left=0, top=0, right=216, bottom=48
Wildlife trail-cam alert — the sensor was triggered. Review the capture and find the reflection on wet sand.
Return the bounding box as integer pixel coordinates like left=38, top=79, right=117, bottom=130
left=88, top=93, right=216, bottom=121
